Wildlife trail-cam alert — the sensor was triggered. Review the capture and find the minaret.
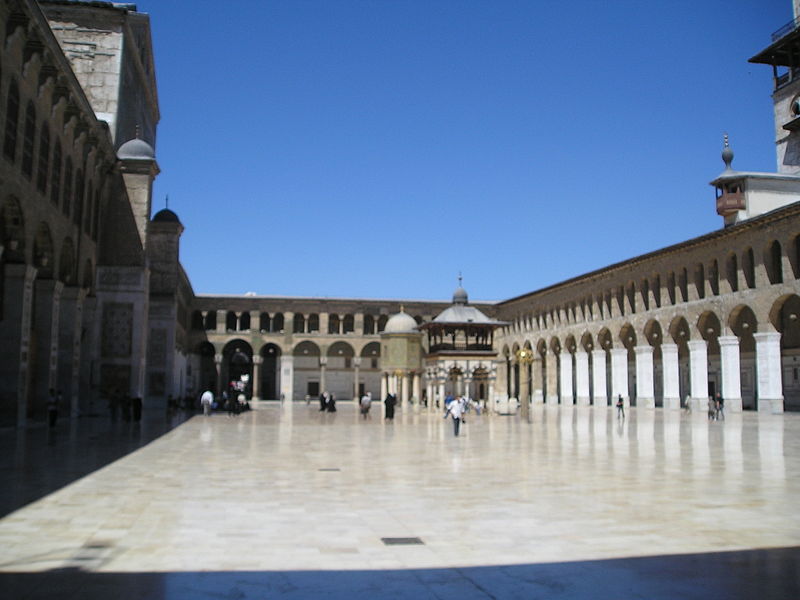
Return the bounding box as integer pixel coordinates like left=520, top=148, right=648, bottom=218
left=749, top=3, right=800, bottom=174
left=117, top=129, right=160, bottom=250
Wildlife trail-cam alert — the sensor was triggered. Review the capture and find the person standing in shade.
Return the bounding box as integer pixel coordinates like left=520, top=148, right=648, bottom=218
left=327, top=392, right=337, bottom=413
left=384, top=393, right=396, bottom=420
left=715, top=393, right=725, bottom=421
left=200, top=389, right=213, bottom=416
left=47, top=388, right=59, bottom=428
left=319, top=391, right=327, bottom=412
left=360, top=392, right=372, bottom=419
left=616, top=394, right=625, bottom=419
left=445, top=395, right=465, bottom=436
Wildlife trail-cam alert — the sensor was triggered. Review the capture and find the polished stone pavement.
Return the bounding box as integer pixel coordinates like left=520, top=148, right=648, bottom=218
left=0, top=403, right=798, bottom=599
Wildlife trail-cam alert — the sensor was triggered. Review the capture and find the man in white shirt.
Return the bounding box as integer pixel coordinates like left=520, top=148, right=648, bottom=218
left=445, top=396, right=465, bottom=436
left=200, top=389, right=214, bottom=416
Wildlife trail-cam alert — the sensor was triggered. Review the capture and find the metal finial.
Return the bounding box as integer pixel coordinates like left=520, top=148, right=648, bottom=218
left=458, top=272, right=462, bottom=287
left=722, top=133, right=734, bottom=171
left=134, top=124, right=141, bottom=139
left=165, top=194, right=169, bottom=209
left=400, top=304, right=404, bottom=313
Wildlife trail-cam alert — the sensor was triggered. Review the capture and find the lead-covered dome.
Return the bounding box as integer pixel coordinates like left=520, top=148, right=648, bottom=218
left=152, top=208, right=181, bottom=224
left=117, top=137, right=155, bottom=160
left=384, top=310, right=418, bottom=334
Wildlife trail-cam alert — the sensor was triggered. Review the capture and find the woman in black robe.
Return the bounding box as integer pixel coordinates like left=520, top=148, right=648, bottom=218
left=384, top=393, right=396, bottom=420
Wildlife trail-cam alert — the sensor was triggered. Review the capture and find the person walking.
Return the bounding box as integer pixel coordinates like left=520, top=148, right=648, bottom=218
left=715, top=393, right=725, bottom=421
left=360, top=392, right=372, bottom=419
left=616, top=394, right=625, bottom=419
left=445, top=395, right=466, bottom=436
left=384, top=393, right=396, bottom=420
left=319, top=391, right=328, bottom=412
left=707, top=397, right=716, bottom=421
left=200, top=389, right=214, bottom=416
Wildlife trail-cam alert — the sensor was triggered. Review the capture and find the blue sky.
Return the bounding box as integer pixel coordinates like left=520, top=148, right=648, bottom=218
left=135, top=0, right=789, bottom=302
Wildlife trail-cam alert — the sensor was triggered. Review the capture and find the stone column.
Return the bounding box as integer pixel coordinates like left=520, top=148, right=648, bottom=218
left=214, top=354, right=223, bottom=397
left=518, top=361, right=530, bottom=421
left=591, top=350, right=607, bottom=407
left=487, top=378, right=495, bottom=413
left=252, top=355, right=262, bottom=400
left=353, top=357, right=361, bottom=405
left=401, top=372, right=410, bottom=407
left=688, top=339, right=709, bottom=411
left=280, top=355, right=294, bottom=401
left=426, top=378, right=434, bottom=413
left=216, top=309, right=226, bottom=333
left=438, top=380, right=446, bottom=410
left=661, top=343, right=680, bottom=410
left=575, top=350, right=590, bottom=405
left=559, top=352, right=574, bottom=404
left=545, top=352, right=559, bottom=404
left=33, top=280, right=64, bottom=418
left=610, top=348, right=629, bottom=406
left=718, top=335, right=742, bottom=412
left=380, top=372, right=387, bottom=401
left=58, top=287, right=86, bottom=417
left=531, top=356, right=544, bottom=404
left=412, top=372, right=421, bottom=405
left=495, top=359, right=507, bottom=398
left=319, top=356, right=327, bottom=394
left=754, top=331, right=784, bottom=413
left=0, top=265, right=37, bottom=426
left=634, top=345, right=655, bottom=409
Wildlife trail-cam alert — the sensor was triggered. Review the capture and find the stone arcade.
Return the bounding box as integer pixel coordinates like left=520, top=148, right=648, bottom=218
left=0, top=0, right=799, bottom=428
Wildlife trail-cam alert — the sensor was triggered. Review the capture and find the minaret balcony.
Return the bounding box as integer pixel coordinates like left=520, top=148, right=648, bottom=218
left=716, top=191, right=745, bottom=216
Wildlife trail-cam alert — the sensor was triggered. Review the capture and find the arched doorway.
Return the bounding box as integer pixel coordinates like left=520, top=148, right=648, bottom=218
left=222, top=341, right=253, bottom=398
left=196, top=342, right=217, bottom=395
left=770, top=294, right=800, bottom=411
left=259, top=343, right=281, bottom=400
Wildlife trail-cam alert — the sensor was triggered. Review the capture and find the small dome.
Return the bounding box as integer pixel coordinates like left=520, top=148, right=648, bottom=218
left=384, top=311, right=418, bottom=334
left=118, top=137, right=155, bottom=160
left=152, top=208, right=181, bottom=224
left=453, top=286, right=468, bottom=305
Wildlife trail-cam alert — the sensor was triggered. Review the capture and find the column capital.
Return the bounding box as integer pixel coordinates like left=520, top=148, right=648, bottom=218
left=252, top=355, right=263, bottom=365
left=319, top=356, right=328, bottom=366
left=634, top=344, right=654, bottom=355
left=753, top=331, right=781, bottom=343
left=717, top=335, right=740, bottom=347
left=353, top=357, right=362, bottom=366
left=687, top=339, right=708, bottom=351
left=214, top=353, right=223, bottom=364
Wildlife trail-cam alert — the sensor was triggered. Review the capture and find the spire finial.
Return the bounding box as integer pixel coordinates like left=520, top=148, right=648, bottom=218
left=134, top=124, right=141, bottom=139
left=458, top=271, right=462, bottom=287
left=165, top=194, right=169, bottom=209
left=400, top=303, right=405, bottom=313
left=722, top=133, right=734, bottom=171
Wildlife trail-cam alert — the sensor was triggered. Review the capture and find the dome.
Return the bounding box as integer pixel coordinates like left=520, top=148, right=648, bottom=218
left=453, top=286, right=468, bottom=305
left=383, top=310, right=418, bottom=334
left=152, top=208, right=181, bottom=224
left=117, top=137, right=155, bottom=160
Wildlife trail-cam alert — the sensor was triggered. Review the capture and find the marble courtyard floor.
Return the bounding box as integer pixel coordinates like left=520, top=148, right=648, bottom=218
left=0, top=403, right=798, bottom=599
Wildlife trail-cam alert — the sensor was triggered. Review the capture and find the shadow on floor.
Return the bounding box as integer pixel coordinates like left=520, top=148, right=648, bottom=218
left=1, top=546, right=799, bottom=599
left=0, top=409, right=193, bottom=518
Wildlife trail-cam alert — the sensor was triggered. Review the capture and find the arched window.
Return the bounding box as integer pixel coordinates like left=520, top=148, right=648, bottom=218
left=293, top=313, right=305, bottom=333
left=726, top=254, right=738, bottom=292
left=794, top=234, right=800, bottom=279
left=3, top=80, right=20, bottom=162
left=73, top=169, right=84, bottom=226
left=259, top=312, right=270, bottom=332
left=694, top=263, right=705, bottom=299
left=709, top=260, right=719, bottom=296
left=21, top=101, right=35, bottom=178
left=62, top=157, right=73, bottom=216
left=239, top=312, right=251, bottom=330
left=343, top=314, right=354, bottom=334
left=50, top=140, right=62, bottom=206
left=377, top=315, right=388, bottom=332
left=272, top=312, right=284, bottom=332
left=225, top=311, right=237, bottom=331
left=328, top=314, right=340, bottom=334
left=363, top=314, right=375, bottom=334
left=84, top=181, right=93, bottom=233
left=679, top=268, right=689, bottom=302
left=766, top=240, right=783, bottom=284
left=204, top=311, right=217, bottom=330
left=742, top=248, right=755, bottom=289
left=308, top=313, right=319, bottom=332
left=36, top=124, right=49, bottom=193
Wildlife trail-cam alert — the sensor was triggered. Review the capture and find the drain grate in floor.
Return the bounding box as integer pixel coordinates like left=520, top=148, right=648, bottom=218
left=318, top=468, right=341, bottom=472
left=381, top=537, right=424, bottom=546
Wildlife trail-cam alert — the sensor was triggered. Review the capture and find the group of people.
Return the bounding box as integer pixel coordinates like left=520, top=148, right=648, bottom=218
left=108, top=389, right=143, bottom=423
left=198, top=386, right=251, bottom=417
left=356, top=392, right=399, bottom=420
left=319, top=391, right=337, bottom=412
left=708, top=393, right=725, bottom=421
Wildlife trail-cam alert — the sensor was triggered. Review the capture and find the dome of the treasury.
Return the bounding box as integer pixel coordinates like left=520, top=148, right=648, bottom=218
left=452, top=285, right=468, bottom=305
left=383, top=310, right=418, bottom=334
left=117, top=137, right=155, bottom=160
